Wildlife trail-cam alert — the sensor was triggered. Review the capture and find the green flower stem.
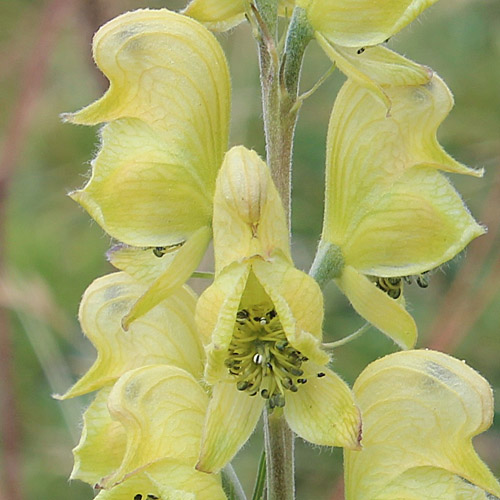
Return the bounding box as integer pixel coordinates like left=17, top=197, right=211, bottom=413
left=263, top=409, right=295, bottom=500
left=254, top=5, right=312, bottom=499
left=322, top=323, right=371, bottom=350
left=222, top=464, right=248, bottom=500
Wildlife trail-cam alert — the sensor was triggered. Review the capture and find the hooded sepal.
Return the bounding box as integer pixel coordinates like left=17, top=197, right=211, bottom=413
left=66, top=9, right=230, bottom=247
left=212, top=146, right=290, bottom=273
left=102, top=365, right=209, bottom=488
left=344, top=350, right=500, bottom=499
left=57, top=272, right=203, bottom=399
left=296, top=0, right=440, bottom=48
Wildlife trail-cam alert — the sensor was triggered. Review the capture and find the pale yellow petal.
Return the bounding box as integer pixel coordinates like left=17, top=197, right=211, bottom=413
left=122, top=226, right=211, bottom=328
left=107, top=242, right=181, bottom=285
left=198, top=262, right=251, bottom=383
left=183, top=0, right=293, bottom=31
left=284, top=365, right=361, bottom=449
left=66, top=9, right=230, bottom=245
left=298, top=0, right=439, bottom=47
left=69, top=119, right=213, bottom=247
left=323, top=75, right=483, bottom=275
left=183, top=0, right=246, bottom=31
left=252, top=257, right=329, bottom=365
left=94, top=459, right=226, bottom=500
left=212, top=146, right=290, bottom=272
left=345, top=350, right=500, bottom=499
left=376, top=466, right=495, bottom=500
left=71, top=387, right=126, bottom=485
left=197, top=381, right=265, bottom=473
left=316, top=37, right=432, bottom=108
left=336, top=266, right=417, bottom=349
left=103, top=365, right=209, bottom=488
left=342, top=166, right=485, bottom=276
left=57, top=273, right=203, bottom=399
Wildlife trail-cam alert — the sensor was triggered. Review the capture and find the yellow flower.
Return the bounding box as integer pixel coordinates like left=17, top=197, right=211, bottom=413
left=344, top=350, right=500, bottom=499
left=296, top=0, right=438, bottom=105
left=56, top=272, right=204, bottom=399
left=72, top=366, right=226, bottom=499
left=58, top=273, right=225, bottom=498
left=318, top=74, right=484, bottom=349
left=183, top=0, right=295, bottom=31
left=64, top=9, right=230, bottom=327
left=195, top=146, right=361, bottom=473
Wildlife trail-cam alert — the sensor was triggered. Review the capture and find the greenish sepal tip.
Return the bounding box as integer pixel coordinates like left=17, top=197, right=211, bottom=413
left=309, top=240, right=344, bottom=287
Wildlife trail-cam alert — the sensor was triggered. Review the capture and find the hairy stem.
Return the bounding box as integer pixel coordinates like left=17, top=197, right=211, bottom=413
left=254, top=5, right=312, bottom=500
left=263, top=409, right=295, bottom=500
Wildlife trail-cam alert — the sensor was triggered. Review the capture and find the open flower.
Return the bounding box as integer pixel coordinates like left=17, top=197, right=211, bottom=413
left=295, top=0, right=438, bottom=105
left=64, top=9, right=230, bottom=326
left=316, top=73, right=484, bottom=348
left=72, top=367, right=226, bottom=499
left=58, top=273, right=225, bottom=498
left=344, top=350, right=500, bottom=499
left=195, top=146, right=361, bottom=473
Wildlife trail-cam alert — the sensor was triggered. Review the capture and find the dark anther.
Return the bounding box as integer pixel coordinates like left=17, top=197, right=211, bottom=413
left=357, top=47, right=365, bottom=54
left=276, top=340, right=288, bottom=351
left=404, top=276, right=413, bottom=284
left=266, top=309, right=277, bottom=320
left=289, top=368, right=304, bottom=376
left=388, top=288, right=401, bottom=299
left=290, top=385, right=298, bottom=392
left=147, top=495, right=159, bottom=500
left=134, top=495, right=143, bottom=500
left=317, top=372, right=326, bottom=378
left=237, top=381, right=249, bottom=391
left=153, top=247, right=167, bottom=258
left=387, top=277, right=401, bottom=286
left=261, top=389, right=270, bottom=398
left=416, top=274, right=429, bottom=288
left=283, top=377, right=293, bottom=389
left=236, top=309, right=249, bottom=323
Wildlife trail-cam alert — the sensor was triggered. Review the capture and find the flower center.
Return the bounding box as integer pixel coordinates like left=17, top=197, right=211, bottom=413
left=374, top=272, right=430, bottom=299
left=224, top=306, right=309, bottom=409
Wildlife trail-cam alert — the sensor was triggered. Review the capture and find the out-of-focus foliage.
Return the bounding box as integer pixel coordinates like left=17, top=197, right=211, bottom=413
left=0, top=0, right=499, bottom=499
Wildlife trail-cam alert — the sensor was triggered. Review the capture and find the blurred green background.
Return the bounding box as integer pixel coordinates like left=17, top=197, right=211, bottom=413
left=0, top=0, right=499, bottom=498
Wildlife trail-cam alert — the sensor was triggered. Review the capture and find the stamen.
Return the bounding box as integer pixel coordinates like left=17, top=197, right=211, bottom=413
left=374, top=272, right=431, bottom=299
left=225, top=305, right=317, bottom=407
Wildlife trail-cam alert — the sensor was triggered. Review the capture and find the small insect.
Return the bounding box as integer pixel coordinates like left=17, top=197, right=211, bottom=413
left=357, top=47, right=365, bottom=55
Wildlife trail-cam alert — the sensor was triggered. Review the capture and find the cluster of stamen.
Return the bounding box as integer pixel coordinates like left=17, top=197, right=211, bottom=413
left=225, top=306, right=309, bottom=409
left=374, top=272, right=430, bottom=299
